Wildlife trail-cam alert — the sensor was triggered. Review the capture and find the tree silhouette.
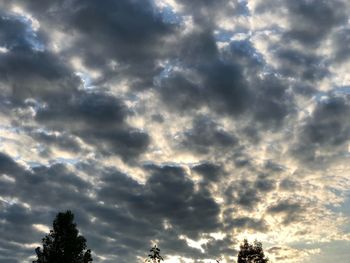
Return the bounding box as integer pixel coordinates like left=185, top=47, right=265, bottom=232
left=146, top=245, right=164, bottom=263
left=237, top=239, right=268, bottom=263
left=33, top=210, right=93, bottom=263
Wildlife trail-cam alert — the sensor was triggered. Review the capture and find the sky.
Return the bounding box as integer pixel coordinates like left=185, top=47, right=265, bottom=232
left=0, top=0, right=350, bottom=262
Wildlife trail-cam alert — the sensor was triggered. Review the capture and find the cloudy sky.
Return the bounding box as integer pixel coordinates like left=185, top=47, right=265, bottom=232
left=0, top=0, right=350, bottom=262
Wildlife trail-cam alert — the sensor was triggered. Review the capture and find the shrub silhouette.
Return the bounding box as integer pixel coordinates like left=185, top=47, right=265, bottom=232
left=237, top=239, right=268, bottom=263
left=146, top=245, right=164, bottom=263
left=33, top=210, right=92, bottom=263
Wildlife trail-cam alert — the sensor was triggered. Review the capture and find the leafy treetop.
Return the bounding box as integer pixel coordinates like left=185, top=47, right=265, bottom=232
left=237, top=239, right=269, bottom=263
left=146, top=245, right=164, bottom=263
left=33, top=210, right=93, bottom=263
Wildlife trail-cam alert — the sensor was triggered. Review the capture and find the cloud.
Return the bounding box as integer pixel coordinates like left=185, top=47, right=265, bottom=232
left=0, top=152, right=23, bottom=175
left=284, top=0, right=347, bottom=46
left=267, top=246, right=320, bottom=262
left=30, top=130, right=82, bottom=154
left=0, top=10, right=151, bottom=161
left=69, top=163, right=222, bottom=261
left=35, top=91, right=149, bottom=160
left=267, top=199, right=304, bottom=225
left=181, top=116, right=237, bottom=154
left=227, top=217, right=268, bottom=232
left=192, top=162, right=224, bottom=183
left=225, top=180, right=262, bottom=211
left=1, top=0, right=350, bottom=262
left=254, top=0, right=348, bottom=47
left=292, top=96, right=350, bottom=165
left=16, top=0, right=177, bottom=89
left=273, top=48, right=329, bottom=82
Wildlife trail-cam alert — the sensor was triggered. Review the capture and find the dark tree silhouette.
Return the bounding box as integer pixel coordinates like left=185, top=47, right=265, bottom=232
left=33, top=210, right=93, bottom=263
left=237, top=239, right=268, bottom=263
left=146, top=245, right=164, bottom=263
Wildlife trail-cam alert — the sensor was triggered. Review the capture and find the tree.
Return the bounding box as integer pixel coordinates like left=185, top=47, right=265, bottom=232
left=146, top=245, right=164, bottom=263
left=237, top=239, right=268, bottom=263
left=33, top=210, right=93, bottom=263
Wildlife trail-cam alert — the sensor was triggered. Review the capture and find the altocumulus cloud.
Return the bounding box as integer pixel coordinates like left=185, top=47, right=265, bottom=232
left=0, top=0, right=350, bottom=262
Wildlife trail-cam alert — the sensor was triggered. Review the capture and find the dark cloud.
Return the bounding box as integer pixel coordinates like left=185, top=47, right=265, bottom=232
left=36, top=92, right=126, bottom=126
left=293, top=84, right=318, bottom=97
left=250, top=75, right=294, bottom=128
left=141, top=165, right=221, bottom=238
left=0, top=237, right=31, bottom=263
left=279, top=178, right=300, bottom=191
left=201, top=234, right=238, bottom=259
left=0, top=153, right=92, bottom=216
left=284, top=0, right=347, bottom=46
left=35, top=92, right=150, bottom=161
left=17, top=0, right=177, bottom=88
left=264, top=160, right=285, bottom=173
left=7, top=164, right=91, bottom=209
left=332, top=27, right=350, bottom=63
left=0, top=155, right=146, bottom=262
left=177, top=0, right=248, bottom=26
left=0, top=154, right=95, bottom=262
left=274, top=48, right=329, bottom=82
left=303, top=97, right=350, bottom=145
left=178, top=29, right=219, bottom=64
left=153, top=232, right=204, bottom=260
left=157, top=30, right=254, bottom=116
left=200, top=60, right=252, bottom=115
left=77, top=163, right=221, bottom=260
left=0, top=203, right=47, bottom=243
left=182, top=116, right=237, bottom=154
left=0, top=38, right=77, bottom=106
left=159, top=36, right=294, bottom=131
left=225, top=180, right=262, bottom=210
left=30, top=88, right=149, bottom=160
left=227, top=217, right=268, bottom=232
left=30, top=130, right=82, bottom=153
left=0, top=8, right=151, bottom=161
left=267, top=200, right=304, bottom=225
left=192, top=162, right=224, bottom=183
left=151, top=114, right=164, bottom=123
left=0, top=11, right=78, bottom=104
left=0, top=152, right=23, bottom=175
left=292, top=96, right=350, bottom=164
left=0, top=48, right=78, bottom=102
left=234, top=155, right=252, bottom=168
left=254, top=174, right=276, bottom=192
left=224, top=173, right=277, bottom=212
left=256, top=0, right=347, bottom=47
left=0, top=12, right=34, bottom=50
left=158, top=73, right=206, bottom=112
left=14, top=74, right=149, bottom=159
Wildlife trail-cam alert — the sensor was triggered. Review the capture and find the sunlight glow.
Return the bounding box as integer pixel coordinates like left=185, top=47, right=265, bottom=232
left=32, top=224, right=50, bottom=234
left=0, top=46, right=9, bottom=53
left=179, top=235, right=208, bottom=253
left=11, top=5, right=40, bottom=31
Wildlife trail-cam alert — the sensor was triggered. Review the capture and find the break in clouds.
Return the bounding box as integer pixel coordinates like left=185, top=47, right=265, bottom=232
left=0, top=0, right=350, bottom=262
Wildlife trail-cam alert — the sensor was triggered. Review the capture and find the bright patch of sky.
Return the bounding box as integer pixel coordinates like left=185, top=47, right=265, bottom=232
left=159, top=5, right=182, bottom=24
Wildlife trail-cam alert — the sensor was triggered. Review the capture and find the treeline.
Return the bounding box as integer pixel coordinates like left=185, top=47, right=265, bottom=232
left=33, top=211, right=268, bottom=263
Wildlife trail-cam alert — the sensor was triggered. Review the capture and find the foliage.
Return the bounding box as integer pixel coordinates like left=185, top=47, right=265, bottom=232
left=237, top=239, right=268, bottom=263
left=146, top=245, right=164, bottom=263
left=33, top=210, right=93, bottom=263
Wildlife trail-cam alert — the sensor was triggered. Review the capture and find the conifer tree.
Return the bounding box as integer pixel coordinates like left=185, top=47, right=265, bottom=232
left=33, top=210, right=93, bottom=263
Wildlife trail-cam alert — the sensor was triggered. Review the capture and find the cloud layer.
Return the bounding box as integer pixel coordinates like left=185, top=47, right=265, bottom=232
left=0, top=0, right=350, bottom=262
